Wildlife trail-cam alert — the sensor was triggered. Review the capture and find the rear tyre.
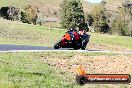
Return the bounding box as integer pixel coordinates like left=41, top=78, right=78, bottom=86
left=81, top=46, right=85, bottom=50
left=81, top=40, right=88, bottom=50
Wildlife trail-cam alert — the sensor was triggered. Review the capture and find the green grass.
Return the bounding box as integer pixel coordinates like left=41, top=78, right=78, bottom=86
left=0, top=0, right=28, bottom=7
left=0, top=0, right=60, bottom=7
left=0, top=0, right=96, bottom=17
left=0, top=52, right=131, bottom=88
left=0, top=0, right=92, bottom=12
left=105, top=0, right=132, bottom=3
left=0, top=18, right=65, bottom=46
left=0, top=52, right=110, bottom=88
left=90, top=33, right=132, bottom=49
left=0, top=52, right=80, bottom=88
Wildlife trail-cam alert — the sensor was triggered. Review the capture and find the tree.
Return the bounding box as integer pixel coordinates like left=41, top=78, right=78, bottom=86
left=87, top=14, right=94, bottom=26
left=60, top=0, right=85, bottom=29
left=21, top=5, right=38, bottom=24
left=110, top=1, right=131, bottom=36
left=110, top=5, right=131, bottom=36
left=101, top=0, right=106, bottom=5
left=91, top=1, right=109, bottom=33
left=110, top=16, right=124, bottom=35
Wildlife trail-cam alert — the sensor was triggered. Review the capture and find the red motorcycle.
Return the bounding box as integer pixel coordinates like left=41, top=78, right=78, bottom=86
left=53, top=30, right=90, bottom=50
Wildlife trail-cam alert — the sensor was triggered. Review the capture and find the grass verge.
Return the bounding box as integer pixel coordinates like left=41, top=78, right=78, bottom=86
left=0, top=52, right=79, bottom=88
left=0, top=52, right=131, bottom=88
left=89, top=33, right=132, bottom=49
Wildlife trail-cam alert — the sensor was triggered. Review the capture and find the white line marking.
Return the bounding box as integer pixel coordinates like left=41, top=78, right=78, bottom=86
left=0, top=50, right=131, bottom=54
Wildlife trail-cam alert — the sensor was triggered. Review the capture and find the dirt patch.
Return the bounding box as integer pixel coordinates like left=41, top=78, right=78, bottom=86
left=41, top=54, right=132, bottom=87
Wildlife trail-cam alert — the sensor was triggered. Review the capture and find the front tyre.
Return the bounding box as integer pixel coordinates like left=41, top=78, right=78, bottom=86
left=53, top=41, right=61, bottom=49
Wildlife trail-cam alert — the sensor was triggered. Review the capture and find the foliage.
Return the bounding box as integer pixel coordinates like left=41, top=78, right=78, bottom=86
left=21, top=11, right=30, bottom=23
left=110, top=17, right=126, bottom=35
left=110, top=1, right=132, bottom=36
left=21, top=5, right=38, bottom=24
left=87, top=14, right=94, bottom=26
left=91, top=1, right=109, bottom=33
left=60, top=0, right=85, bottom=29
left=88, top=0, right=132, bottom=36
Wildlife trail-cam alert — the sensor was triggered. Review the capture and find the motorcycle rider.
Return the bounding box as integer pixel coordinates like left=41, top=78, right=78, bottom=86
left=61, top=27, right=81, bottom=47
left=67, top=27, right=75, bottom=41
left=61, top=27, right=76, bottom=46
left=68, top=27, right=81, bottom=42
left=64, top=27, right=89, bottom=49
left=78, top=28, right=90, bottom=49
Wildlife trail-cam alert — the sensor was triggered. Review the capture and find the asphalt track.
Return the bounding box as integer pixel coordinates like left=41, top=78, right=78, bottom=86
left=0, top=44, right=131, bottom=54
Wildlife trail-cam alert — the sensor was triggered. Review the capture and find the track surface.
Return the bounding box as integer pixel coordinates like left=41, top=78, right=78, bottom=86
left=0, top=44, right=108, bottom=52
left=0, top=44, right=131, bottom=54
left=0, top=44, right=53, bottom=51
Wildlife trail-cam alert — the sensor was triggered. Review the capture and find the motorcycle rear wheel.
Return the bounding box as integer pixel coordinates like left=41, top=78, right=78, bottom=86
left=81, top=46, right=85, bottom=50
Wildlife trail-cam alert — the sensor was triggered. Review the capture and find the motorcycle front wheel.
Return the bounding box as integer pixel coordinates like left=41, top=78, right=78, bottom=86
left=53, top=41, right=61, bottom=49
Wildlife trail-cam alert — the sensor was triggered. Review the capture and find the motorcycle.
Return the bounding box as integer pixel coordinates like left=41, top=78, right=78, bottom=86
left=53, top=32, right=90, bottom=50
